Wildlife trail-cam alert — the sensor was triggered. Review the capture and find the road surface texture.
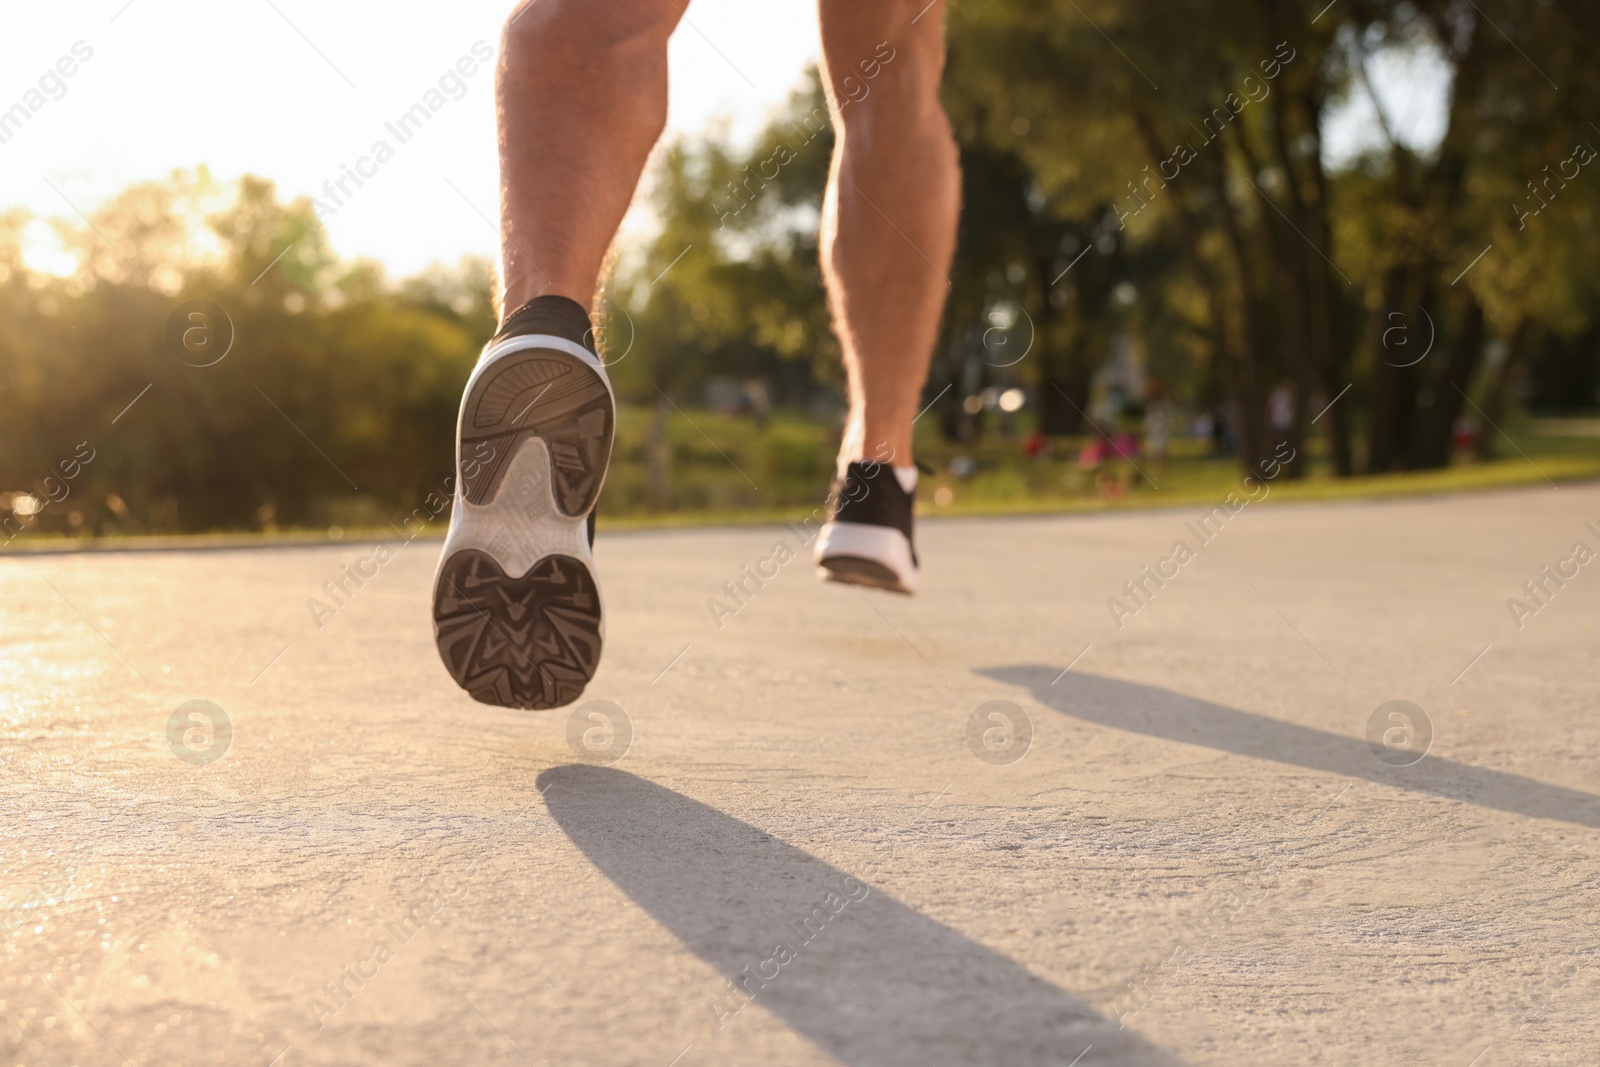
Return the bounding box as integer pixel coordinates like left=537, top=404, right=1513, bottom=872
left=4, top=482, right=1600, bottom=1067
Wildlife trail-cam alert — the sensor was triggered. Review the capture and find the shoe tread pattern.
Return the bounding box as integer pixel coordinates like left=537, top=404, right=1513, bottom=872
left=461, top=350, right=612, bottom=514
left=434, top=549, right=602, bottom=709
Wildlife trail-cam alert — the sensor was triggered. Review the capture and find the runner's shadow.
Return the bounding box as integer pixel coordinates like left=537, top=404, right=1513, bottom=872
left=979, top=665, right=1600, bottom=830
left=537, top=764, right=1187, bottom=1067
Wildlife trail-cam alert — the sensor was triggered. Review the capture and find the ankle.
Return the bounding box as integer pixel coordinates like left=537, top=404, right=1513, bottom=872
left=494, top=294, right=598, bottom=358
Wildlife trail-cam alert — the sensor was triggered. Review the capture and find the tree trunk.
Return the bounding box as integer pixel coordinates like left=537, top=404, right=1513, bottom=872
left=1206, top=158, right=1272, bottom=473
left=1135, top=112, right=1256, bottom=468
left=1037, top=335, right=1093, bottom=434
left=1362, top=10, right=1490, bottom=473
left=1290, top=81, right=1352, bottom=475
left=1411, top=292, right=1484, bottom=469
left=1250, top=0, right=1320, bottom=478
left=1365, top=264, right=1411, bottom=471
left=1475, top=316, right=1533, bottom=461
left=1234, top=124, right=1310, bottom=479
left=1032, top=252, right=1090, bottom=434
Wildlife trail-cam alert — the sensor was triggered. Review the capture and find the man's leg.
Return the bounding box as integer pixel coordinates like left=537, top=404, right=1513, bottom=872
left=434, top=0, right=684, bottom=711
left=496, top=0, right=687, bottom=317
left=811, top=0, right=959, bottom=594
left=818, top=0, right=960, bottom=469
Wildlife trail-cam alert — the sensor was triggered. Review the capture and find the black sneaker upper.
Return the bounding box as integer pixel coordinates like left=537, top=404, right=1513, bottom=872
left=496, top=294, right=598, bottom=352
left=826, top=460, right=917, bottom=565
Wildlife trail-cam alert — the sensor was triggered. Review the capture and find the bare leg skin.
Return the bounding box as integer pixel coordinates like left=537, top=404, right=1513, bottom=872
left=496, top=0, right=687, bottom=320
left=818, top=0, right=961, bottom=470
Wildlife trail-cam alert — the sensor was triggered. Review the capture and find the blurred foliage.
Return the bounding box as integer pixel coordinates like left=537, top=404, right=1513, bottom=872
left=596, top=408, right=1600, bottom=526
left=0, top=170, right=493, bottom=537
left=603, top=73, right=842, bottom=406
left=625, top=0, right=1600, bottom=475
left=4, top=0, right=1599, bottom=539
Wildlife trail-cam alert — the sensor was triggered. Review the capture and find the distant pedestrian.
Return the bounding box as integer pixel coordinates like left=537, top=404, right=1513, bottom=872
left=1143, top=383, right=1171, bottom=475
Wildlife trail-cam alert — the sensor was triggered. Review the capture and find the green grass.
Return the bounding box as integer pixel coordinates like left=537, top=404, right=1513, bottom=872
left=7, top=408, right=1597, bottom=552
left=592, top=406, right=1600, bottom=529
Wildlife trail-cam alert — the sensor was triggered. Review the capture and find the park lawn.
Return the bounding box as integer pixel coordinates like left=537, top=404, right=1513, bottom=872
left=593, top=405, right=1600, bottom=529
left=5, top=407, right=1597, bottom=550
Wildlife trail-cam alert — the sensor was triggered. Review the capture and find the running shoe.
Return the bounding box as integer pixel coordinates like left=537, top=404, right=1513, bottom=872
left=432, top=296, right=612, bottom=709
left=813, top=460, right=919, bottom=594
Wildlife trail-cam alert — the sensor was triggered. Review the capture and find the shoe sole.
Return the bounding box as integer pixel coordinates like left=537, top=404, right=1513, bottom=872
left=818, top=555, right=913, bottom=595
left=433, top=339, right=613, bottom=710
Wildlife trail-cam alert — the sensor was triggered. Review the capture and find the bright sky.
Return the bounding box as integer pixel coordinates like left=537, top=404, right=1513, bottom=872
left=1, top=1, right=1446, bottom=280
left=1, top=0, right=822, bottom=278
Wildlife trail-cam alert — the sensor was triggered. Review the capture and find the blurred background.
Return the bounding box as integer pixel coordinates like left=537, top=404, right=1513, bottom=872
left=2, top=0, right=1597, bottom=541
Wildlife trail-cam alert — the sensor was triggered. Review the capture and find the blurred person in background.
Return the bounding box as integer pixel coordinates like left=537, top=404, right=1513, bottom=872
left=1143, top=380, right=1171, bottom=476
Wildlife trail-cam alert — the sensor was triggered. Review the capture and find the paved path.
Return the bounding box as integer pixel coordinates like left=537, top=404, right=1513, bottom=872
left=4, top=483, right=1600, bottom=1066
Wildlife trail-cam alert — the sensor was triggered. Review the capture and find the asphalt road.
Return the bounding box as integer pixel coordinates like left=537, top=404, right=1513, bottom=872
left=4, top=482, right=1600, bottom=1066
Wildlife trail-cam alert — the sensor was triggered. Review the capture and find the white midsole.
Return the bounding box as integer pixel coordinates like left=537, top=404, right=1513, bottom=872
left=439, top=436, right=594, bottom=579
left=467, top=332, right=612, bottom=389
left=813, top=521, right=919, bottom=592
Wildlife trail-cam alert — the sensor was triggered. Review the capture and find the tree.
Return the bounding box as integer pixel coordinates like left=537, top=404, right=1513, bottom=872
left=945, top=0, right=1600, bottom=475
